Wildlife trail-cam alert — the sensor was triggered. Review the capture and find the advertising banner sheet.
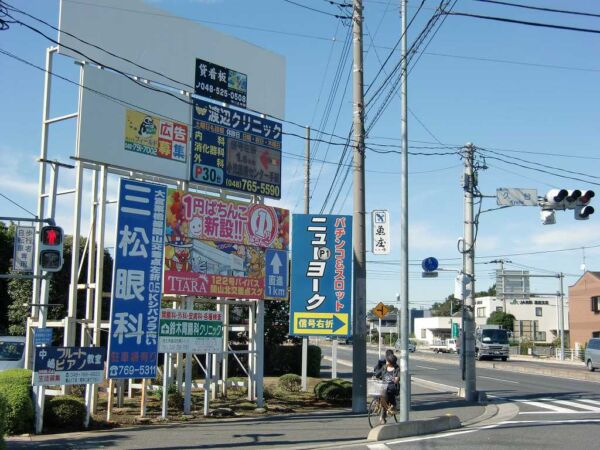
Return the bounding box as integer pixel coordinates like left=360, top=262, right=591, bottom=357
left=158, top=309, right=223, bottom=354
left=190, top=98, right=282, bottom=198
left=163, top=189, right=289, bottom=299
left=289, top=214, right=352, bottom=336
left=108, top=179, right=167, bottom=379
left=33, top=346, right=105, bottom=386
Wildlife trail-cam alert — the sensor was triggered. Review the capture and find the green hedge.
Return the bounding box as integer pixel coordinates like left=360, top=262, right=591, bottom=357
left=278, top=374, right=302, bottom=392
left=314, top=378, right=352, bottom=402
left=0, top=392, right=7, bottom=450
left=44, top=395, right=86, bottom=431
left=0, top=369, right=34, bottom=435
left=265, top=345, right=321, bottom=377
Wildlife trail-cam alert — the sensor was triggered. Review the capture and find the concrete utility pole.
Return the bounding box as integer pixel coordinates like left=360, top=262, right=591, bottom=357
left=559, top=273, right=565, bottom=361
left=462, top=143, right=477, bottom=402
left=351, top=0, right=367, bottom=414
left=398, top=0, right=410, bottom=423
left=301, top=126, right=310, bottom=391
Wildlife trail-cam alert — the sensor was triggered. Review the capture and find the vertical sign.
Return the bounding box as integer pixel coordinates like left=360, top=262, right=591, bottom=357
left=108, top=178, right=167, bottom=379
left=289, top=214, right=352, bottom=336
left=13, top=226, right=35, bottom=272
left=371, top=210, right=390, bottom=255
left=265, top=249, right=288, bottom=300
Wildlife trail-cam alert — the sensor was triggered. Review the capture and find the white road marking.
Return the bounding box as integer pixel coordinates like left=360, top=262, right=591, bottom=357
left=478, top=375, right=519, bottom=384
left=368, top=444, right=392, bottom=450
left=514, top=400, right=572, bottom=413
left=578, top=398, right=600, bottom=407
left=519, top=410, right=600, bottom=415
left=538, top=398, right=600, bottom=412
left=414, top=365, right=438, bottom=370
left=501, top=419, right=600, bottom=425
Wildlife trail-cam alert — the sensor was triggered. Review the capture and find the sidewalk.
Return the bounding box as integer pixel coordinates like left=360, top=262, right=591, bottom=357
left=6, top=382, right=487, bottom=450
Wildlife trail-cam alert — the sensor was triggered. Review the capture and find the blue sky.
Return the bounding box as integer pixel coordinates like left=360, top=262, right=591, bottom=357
left=1, top=0, right=600, bottom=310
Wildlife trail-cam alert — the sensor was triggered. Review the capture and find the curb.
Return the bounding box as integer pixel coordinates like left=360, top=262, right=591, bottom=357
left=367, top=415, right=461, bottom=441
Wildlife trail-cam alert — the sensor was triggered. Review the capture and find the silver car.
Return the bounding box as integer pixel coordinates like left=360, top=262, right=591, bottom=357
left=585, top=338, right=600, bottom=372
left=0, top=336, right=26, bottom=371
left=394, top=339, right=416, bottom=352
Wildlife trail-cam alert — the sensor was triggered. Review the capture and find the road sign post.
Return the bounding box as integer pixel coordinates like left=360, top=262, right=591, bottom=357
left=372, top=302, right=390, bottom=357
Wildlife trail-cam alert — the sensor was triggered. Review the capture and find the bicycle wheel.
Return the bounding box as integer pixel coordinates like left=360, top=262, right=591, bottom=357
left=367, top=398, right=381, bottom=428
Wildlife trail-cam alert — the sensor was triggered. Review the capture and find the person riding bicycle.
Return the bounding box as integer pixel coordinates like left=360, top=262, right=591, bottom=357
left=374, top=352, right=400, bottom=421
left=373, top=349, right=394, bottom=377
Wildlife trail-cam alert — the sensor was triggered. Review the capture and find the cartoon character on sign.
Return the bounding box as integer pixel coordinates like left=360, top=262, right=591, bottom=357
left=138, top=116, right=156, bottom=137
left=189, top=217, right=203, bottom=239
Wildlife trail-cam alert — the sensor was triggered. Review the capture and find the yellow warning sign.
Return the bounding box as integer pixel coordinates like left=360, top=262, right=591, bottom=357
left=372, top=302, right=390, bottom=319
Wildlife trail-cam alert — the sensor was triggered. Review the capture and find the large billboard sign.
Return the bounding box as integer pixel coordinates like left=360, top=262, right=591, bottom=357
left=163, top=189, right=289, bottom=299
left=190, top=98, right=282, bottom=198
left=59, top=0, right=285, bottom=118
left=289, top=214, right=352, bottom=336
left=108, top=179, right=167, bottom=379
left=78, top=65, right=189, bottom=180
left=33, top=346, right=105, bottom=386
left=158, top=309, right=223, bottom=354
left=195, top=58, right=247, bottom=109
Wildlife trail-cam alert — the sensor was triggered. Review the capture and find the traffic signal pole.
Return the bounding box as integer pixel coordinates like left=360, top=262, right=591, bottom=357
left=462, top=143, right=477, bottom=402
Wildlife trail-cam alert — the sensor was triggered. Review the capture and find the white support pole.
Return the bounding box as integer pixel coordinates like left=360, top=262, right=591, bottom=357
left=221, top=303, right=229, bottom=396
left=184, top=297, right=193, bottom=415
left=332, top=339, right=338, bottom=379
left=66, top=162, right=83, bottom=348
left=378, top=318, right=382, bottom=357
left=212, top=303, right=221, bottom=401
left=162, top=352, right=170, bottom=419
left=301, top=337, right=308, bottom=391
left=204, top=353, right=212, bottom=416
left=247, top=302, right=255, bottom=401
left=90, top=165, right=107, bottom=415
left=255, top=300, right=264, bottom=407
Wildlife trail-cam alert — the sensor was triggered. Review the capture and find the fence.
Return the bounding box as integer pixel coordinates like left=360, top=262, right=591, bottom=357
left=510, top=346, right=585, bottom=361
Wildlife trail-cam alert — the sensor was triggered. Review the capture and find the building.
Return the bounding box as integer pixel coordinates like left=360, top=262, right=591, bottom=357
left=366, top=308, right=432, bottom=337
left=568, top=271, right=600, bottom=346
left=474, top=296, right=568, bottom=344
left=414, top=315, right=462, bottom=345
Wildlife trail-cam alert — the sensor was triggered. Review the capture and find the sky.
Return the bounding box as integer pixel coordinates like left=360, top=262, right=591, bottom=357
left=1, top=0, right=600, bottom=312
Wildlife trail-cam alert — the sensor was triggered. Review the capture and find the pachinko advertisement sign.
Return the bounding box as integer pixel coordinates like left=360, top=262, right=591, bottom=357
left=163, top=189, right=289, bottom=299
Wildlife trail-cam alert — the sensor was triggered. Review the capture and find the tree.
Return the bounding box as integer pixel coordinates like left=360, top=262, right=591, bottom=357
left=0, top=222, right=16, bottom=333
left=487, top=311, right=515, bottom=331
left=476, top=283, right=496, bottom=298
left=264, top=299, right=300, bottom=347
left=431, top=294, right=462, bottom=317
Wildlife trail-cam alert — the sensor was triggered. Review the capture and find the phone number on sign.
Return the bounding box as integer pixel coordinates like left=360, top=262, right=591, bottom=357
left=240, top=180, right=280, bottom=197
left=197, top=83, right=247, bottom=104
left=112, top=365, right=156, bottom=377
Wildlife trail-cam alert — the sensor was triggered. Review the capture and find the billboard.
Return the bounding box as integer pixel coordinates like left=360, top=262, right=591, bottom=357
left=195, top=58, right=247, bottom=109
left=163, top=189, right=289, bottom=299
left=78, top=65, right=190, bottom=179
left=190, top=98, right=282, bottom=198
left=158, top=309, right=223, bottom=354
left=59, top=0, right=285, bottom=118
left=289, top=214, right=352, bottom=336
left=107, top=179, right=167, bottom=379
left=33, top=346, right=105, bottom=386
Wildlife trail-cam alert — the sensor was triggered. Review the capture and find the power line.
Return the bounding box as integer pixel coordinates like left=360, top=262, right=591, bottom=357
left=0, top=192, right=37, bottom=217
left=282, top=0, right=352, bottom=19
left=444, top=10, right=600, bottom=35
left=472, top=0, right=600, bottom=19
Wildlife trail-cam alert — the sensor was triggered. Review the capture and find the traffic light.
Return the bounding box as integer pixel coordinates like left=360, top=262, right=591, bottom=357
left=575, top=190, right=595, bottom=220
left=39, top=226, right=64, bottom=272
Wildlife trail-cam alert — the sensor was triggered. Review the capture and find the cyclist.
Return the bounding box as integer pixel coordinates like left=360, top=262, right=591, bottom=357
left=374, top=352, right=400, bottom=423
left=373, top=349, right=394, bottom=377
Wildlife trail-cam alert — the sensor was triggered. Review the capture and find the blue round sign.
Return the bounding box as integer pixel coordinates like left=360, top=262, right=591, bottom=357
left=422, top=257, right=439, bottom=272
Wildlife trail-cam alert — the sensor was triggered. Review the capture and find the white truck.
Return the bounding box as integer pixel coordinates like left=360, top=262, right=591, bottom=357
left=429, top=338, right=458, bottom=354
left=475, top=325, right=510, bottom=361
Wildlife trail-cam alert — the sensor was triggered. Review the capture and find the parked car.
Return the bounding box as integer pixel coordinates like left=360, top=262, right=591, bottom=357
left=394, top=339, right=416, bottom=352
left=585, top=337, right=600, bottom=372
left=0, top=336, right=26, bottom=371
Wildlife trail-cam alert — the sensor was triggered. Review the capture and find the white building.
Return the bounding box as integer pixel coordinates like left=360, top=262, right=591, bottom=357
left=474, top=296, right=568, bottom=343
left=414, top=316, right=462, bottom=345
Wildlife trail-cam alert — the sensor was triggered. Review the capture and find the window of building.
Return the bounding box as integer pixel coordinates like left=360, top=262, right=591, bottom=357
left=535, top=307, right=543, bottom=317
left=496, top=307, right=503, bottom=312
left=592, top=332, right=600, bottom=339
left=592, top=296, right=600, bottom=314
left=421, top=329, right=426, bottom=339
left=535, top=331, right=546, bottom=342
left=476, top=307, right=486, bottom=318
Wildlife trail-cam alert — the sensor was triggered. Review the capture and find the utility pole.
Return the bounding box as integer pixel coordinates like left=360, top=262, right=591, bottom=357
left=301, top=126, right=310, bottom=391
left=462, top=143, right=477, bottom=402
left=398, top=0, right=410, bottom=422
left=351, top=0, right=367, bottom=414
left=559, top=272, right=565, bottom=361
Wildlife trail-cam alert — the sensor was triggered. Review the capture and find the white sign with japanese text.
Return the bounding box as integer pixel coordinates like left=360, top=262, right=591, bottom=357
left=372, top=210, right=390, bottom=255
left=13, top=226, right=35, bottom=272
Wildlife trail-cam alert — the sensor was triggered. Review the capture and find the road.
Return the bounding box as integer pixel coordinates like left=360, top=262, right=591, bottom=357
left=320, top=344, right=600, bottom=450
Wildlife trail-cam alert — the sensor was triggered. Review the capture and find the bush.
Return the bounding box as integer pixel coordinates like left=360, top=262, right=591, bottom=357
left=44, top=396, right=86, bottom=431
left=314, top=378, right=352, bottom=402
left=278, top=374, right=302, bottom=392
left=0, top=369, right=33, bottom=435
left=0, top=393, right=7, bottom=450
left=264, top=345, right=321, bottom=377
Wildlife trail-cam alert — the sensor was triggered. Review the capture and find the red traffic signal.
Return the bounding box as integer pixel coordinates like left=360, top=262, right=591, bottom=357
left=41, top=226, right=63, bottom=246
left=39, top=226, right=64, bottom=272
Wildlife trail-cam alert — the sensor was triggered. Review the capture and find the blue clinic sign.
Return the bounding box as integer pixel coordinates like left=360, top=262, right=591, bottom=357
left=265, top=249, right=288, bottom=300
left=190, top=98, right=282, bottom=198
left=34, top=328, right=53, bottom=346
left=33, top=346, right=105, bottom=386
left=289, top=214, right=352, bottom=336
left=107, top=178, right=167, bottom=379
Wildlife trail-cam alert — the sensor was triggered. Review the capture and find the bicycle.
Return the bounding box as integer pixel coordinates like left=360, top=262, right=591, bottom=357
left=367, top=379, right=398, bottom=428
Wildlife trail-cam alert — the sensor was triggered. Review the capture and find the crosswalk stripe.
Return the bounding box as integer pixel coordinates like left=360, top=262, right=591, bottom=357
left=515, top=400, right=572, bottom=413
left=541, top=399, right=600, bottom=412
left=578, top=399, right=600, bottom=407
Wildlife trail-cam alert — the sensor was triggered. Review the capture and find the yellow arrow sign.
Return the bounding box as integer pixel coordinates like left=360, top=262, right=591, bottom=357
left=372, top=302, right=390, bottom=319
left=292, top=312, right=349, bottom=336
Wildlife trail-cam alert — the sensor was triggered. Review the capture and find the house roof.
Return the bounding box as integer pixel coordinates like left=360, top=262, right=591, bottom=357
left=570, top=270, right=600, bottom=288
